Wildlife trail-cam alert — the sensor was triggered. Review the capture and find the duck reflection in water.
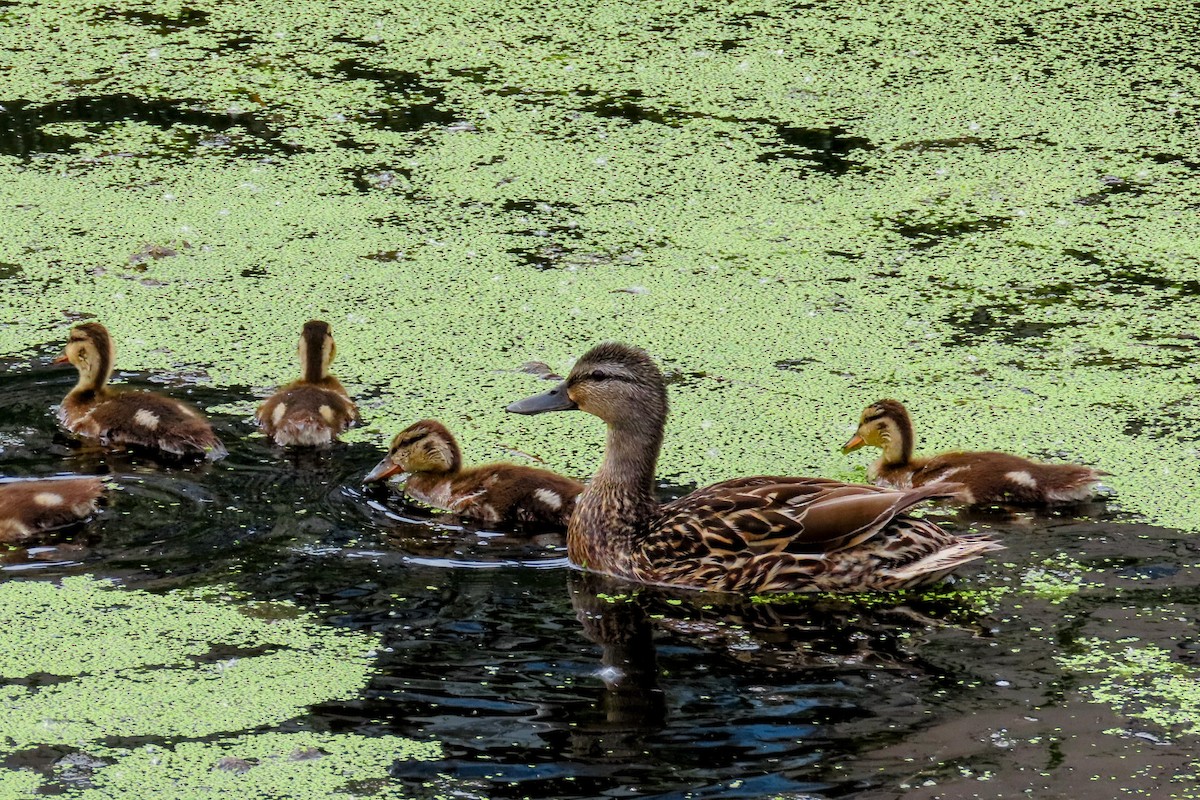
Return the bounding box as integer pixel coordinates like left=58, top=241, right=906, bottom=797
left=569, top=571, right=668, bottom=751
left=564, top=570, right=996, bottom=765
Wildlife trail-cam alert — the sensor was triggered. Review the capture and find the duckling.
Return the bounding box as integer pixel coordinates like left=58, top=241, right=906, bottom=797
left=506, top=343, right=1001, bottom=593
left=842, top=398, right=1108, bottom=506
left=364, top=419, right=583, bottom=529
left=55, top=322, right=226, bottom=460
left=256, top=320, right=359, bottom=447
left=0, top=476, right=105, bottom=542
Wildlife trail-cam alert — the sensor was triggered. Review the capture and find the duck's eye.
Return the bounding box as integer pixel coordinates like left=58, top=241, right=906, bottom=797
left=588, top=371, right=614, bottom=382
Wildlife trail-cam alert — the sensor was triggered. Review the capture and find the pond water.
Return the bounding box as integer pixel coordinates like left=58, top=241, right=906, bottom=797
left=4, top=361, right=1200, bottom=798
left=2, top=0, right=1200, bottom=796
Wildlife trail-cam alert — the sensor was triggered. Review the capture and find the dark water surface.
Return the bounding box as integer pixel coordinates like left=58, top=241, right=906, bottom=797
left=4, top=357, right=1199, bottom=799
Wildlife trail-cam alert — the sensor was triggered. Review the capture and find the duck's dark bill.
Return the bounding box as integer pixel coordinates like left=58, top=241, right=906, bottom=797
left=506, top=382, right=578, bottom=415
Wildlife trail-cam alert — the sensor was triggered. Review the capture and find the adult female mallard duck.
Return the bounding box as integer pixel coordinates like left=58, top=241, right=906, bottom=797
left=0, top=476, right=105, bottom=542
left=55, top=322, right=226, bottom=460
left=842, top=398, right=1108, bottom=506
left=506, top=343, right=1000, bottom=593
left=364, top=419, right=583, bottom=529
left=256, top=320, right=360, bottom=447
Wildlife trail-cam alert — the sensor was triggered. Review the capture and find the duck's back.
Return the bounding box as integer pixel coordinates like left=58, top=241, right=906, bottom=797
left=409, top=464, right=583, bottom=529
left=882, top=451, right=1104, bottom=505
left=0, top=477, right=105, bottom=541
left=640, top=477, right=997, bottom=593
left=62, top=389, right=224, bottom=459
left=257, top=380, right=358, bottom=446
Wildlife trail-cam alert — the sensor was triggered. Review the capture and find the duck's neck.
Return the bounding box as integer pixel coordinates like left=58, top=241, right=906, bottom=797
left=569, top=415, right=664, bottom=575
left=70, top=354, right=112, bottom=399
left=301, top=336, right=330, bottom=384
left=592, top=421, right=661, bottom=504
left=879, top=416, right=914, bottom=466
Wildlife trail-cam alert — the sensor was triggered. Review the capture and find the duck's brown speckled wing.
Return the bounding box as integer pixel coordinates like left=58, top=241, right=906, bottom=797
left=640, top=478, right=989, bottom=593
left=655, top=477, right=958, bottom=557
left=79, top=392, right=225, bottom=459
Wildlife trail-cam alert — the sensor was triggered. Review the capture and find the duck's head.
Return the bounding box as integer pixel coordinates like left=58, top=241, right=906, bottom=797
left=506, top=342, right=668, bottom=430
left=364, top=420, right=462, bottom=483
left=53, top=322, right=115, bottom=389
left=842, top=399, right=913, bottom=456
left=299, top=320, right=336, bottom=382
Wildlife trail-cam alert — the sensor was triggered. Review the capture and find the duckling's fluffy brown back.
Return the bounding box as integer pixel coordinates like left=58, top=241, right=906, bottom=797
left=60, top=390, right=226, bottom=460
left=0, top=477, right=105, bottom=542
left=405, top=463, right=583, bottom=529
left=256, top=380, right=358, bottom=447
left=876, top=451, right=1107, bottom=506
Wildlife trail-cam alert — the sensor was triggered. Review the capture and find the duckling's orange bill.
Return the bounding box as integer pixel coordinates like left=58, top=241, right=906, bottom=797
left=364, top=459, right=404, bottom=483
left=52, top=353, right=68, bottom=364
left=841, top=435, right=865, bottom=454
left=506, top=382, right=578, bottom=415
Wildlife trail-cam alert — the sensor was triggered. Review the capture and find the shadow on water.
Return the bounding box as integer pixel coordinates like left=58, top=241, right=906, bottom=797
left=333, top=60, right=460, bottom=133
left=0, top=95, right=294, bottom=159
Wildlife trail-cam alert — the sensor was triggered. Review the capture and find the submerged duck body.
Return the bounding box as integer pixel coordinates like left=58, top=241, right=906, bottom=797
left=507, top=343, right=1000, bottom=593
left=256, top=320, right=359, bottom=447
left=843, top=399, right=1108, bottom=506
left=56, top=323, right=226, bottom=460
left=0, top=476, right=105, bottom=542
left=365, top=420, right=583, bottom=529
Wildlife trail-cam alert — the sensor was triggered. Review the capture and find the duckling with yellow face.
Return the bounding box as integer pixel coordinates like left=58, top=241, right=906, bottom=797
left=364, top=420, right=583, bottom=530
left=256, top=320, right=360, bottom=447
left=507, top=343, right=1001, bottom=593
left=842, top=399, right=1108, bottom=506
left=0, top=476, right=106, bottom=543
left=56, top=322, right=226, bottom=460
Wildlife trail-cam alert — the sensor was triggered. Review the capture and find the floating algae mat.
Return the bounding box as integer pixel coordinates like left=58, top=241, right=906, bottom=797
left=0, top=0, right=1197, bottom=529
left=0, top=577, right=439, bottom=797
left=1, top=0, right=1200, bottom=797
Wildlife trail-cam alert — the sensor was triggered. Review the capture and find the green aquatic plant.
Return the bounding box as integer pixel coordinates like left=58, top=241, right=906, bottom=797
left=0, top=577, right=439, bottom=794
left=1, top=0, right=1196, bottom=533
left=1061, top=639, right=1200, bottom=738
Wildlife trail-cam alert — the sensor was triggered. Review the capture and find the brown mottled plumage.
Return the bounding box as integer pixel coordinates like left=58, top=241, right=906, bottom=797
left=364, top=420, right=583, bottom=529
left=0, top=476, right=105, bottom=542
left=842, top=399, right=1109, bottom=506
left=506, top=343, right=1000, bottom=593
left=256, top=320, right=359, bottom=447
left=55, top=323, right=226, bottom=460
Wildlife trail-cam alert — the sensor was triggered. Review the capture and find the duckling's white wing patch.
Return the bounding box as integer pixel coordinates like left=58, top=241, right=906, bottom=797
left=1005, top=470, right=1038, bottom=488
left=534, top=488, right=563, bottom=510
left=133, top=409, right=160, bottom=430
left=33, top=492, right=64, bottom=507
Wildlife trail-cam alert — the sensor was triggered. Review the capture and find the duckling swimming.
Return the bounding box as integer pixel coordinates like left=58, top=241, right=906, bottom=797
left=256, top=320, right=359, bottom=447
left=365, top=419, right=582, bottom=529
left=56, top=322, right=225, bottom=460
left=842, top=398, right=1108, bottom=506
left=0, top=476, right=105, bottom=542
